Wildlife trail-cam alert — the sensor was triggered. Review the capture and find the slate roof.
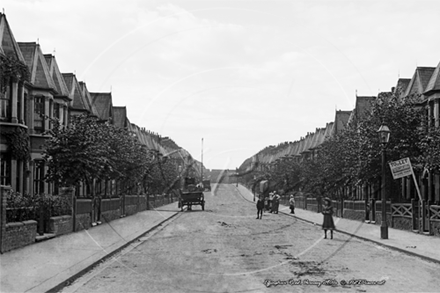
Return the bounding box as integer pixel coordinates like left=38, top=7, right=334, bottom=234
left=404, top=67, right=436, bottom=99
left=113, top=106, right=127, bottom=128
left=424, top=62, right=440, bottom=95
left=332, top=110, right=351, bottom=136
left=128, top=122, right=169, bottom=153
left=0, top=13, right=25, bottom=62
left=63, top=73, right=92, bottom=113
left=249, top=120, right=335, bottom=165
left=44, top=54, right=70, bottom=98
left=90, top=92, right=113, bottom=121
left=18, top=42, right=56, bottom=90
left=394, top=78, right=411, bottom=98
left=78, top=82, right=99, bottom=116
left=348, top=96, right=376, bottom=125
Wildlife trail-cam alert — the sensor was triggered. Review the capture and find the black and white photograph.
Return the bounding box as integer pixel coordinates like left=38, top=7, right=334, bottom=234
left=1, top=0, right=440, bottom=292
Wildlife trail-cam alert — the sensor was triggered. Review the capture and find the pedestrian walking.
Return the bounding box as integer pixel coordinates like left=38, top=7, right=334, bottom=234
left=268, top=192, right=274, bottom=213
left=289, top=195, right=295, bottom=214
left=256, top=194, right=264, bottom=219
left=322, top=197, right=335, bottom=239
left=264, top=194, right=269, bottom=212
left=272, top=191, right=280, bottom=214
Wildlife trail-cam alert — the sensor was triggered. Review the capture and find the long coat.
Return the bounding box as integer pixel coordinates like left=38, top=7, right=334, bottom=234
left=322, top=204, right=335, bottom=230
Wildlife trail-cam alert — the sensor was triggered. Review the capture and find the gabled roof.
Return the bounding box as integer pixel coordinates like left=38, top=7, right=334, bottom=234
left=348, top=95, right=375, bottom=125
left=78, top=82, right=99, bottom=116
left=63, top=73, right=91, bottom=113
left=394, top=78, right=411, bottom=98
left=424, top=62, right=440, bottom=95
left=90, top=92, right=113, bottom=121
left=18, top=42, right=56, bottom=90
left=0, top=13, right=25, bottom=62
left=332, top=110, right=351, bottom=136
left=113, top=106, right=128, bottom=128
left=404, top=67, right=436, bottom=98
left=323, top=122, right=334, bottom=139
left=44, top=54, right=70, bottom=98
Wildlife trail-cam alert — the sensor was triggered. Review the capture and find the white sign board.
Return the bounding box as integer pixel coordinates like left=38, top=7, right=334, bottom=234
left=388, top=157, right=413, bottom=180
left=389, top=157, right=423, bottom=204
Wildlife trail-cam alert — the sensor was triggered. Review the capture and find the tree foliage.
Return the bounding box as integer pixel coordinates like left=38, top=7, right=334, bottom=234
left=44, top=114, right=185, bottom=195
left=243, top=92, right=426, bottom=200
left=44, top=115, right=150, bottom=189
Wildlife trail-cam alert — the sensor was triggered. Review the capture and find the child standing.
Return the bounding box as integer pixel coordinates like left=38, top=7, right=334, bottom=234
left=322, top=197, right=335, bottom=239
left=289, top=195, right=295, bottom=214
left=256, top=194, right=264, bottom=219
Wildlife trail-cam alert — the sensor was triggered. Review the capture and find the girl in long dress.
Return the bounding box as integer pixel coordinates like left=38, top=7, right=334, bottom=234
left=322, top=197, right=335, bottom=239
left=289, top=195, right=295, bottom=214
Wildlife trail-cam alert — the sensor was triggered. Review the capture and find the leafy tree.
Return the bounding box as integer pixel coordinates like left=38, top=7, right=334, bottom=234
left=305, top=92, right=424, bottom=200
left=355, top=92, right=424, bottom=183
left=44, top=114, right=114, bottom=190
left=419, top=127, right=440, bottom=172
left=44, top=114, right=158, bottom=197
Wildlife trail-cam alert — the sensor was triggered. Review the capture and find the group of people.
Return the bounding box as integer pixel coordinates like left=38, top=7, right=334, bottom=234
left=255, top=193, right=336, bottom=239
left=255, top=191, right=295, bottom=219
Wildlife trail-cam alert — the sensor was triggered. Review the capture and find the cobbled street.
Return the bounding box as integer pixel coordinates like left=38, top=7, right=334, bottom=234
left=60, top=184, right=440, bottom=293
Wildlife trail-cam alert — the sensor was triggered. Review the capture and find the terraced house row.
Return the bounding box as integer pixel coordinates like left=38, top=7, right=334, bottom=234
left=239, top=62, right=440, bottom=236
left=0, top=13, right=196, bottom=198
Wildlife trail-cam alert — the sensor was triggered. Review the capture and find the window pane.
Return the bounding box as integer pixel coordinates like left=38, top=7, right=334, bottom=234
left=0, top=153, right=11, bottom=186
left=34, top=97, right=45, bottom=133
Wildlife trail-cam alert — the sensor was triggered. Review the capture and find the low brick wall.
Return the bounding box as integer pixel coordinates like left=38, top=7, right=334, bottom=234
left=101, top=209, right=120, bottom=223
left=307, top=204, right=319, bottom=213
left=101, top=197, right=121, bottom=222
left=343, top=209, right=365, bottom=222
left=391, top=216, right=413, bottom=231
left=138, top=196, right=147, bottom=211
left=2, top=220, right=37, bottom=252
left=431, top=220, right=440, bottom=237
left=75, top=213, right=91, bottom=231
left=374, top=212, right=392, bottom=227
left=125, top=205, right=138, bottom=216
left=48, top=215, right=72, bottom=236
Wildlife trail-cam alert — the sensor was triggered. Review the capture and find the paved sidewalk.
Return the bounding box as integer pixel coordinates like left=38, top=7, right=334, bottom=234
left=0, top=202, right=181, bottom=293
left=236, top=184, right=440, bottom=265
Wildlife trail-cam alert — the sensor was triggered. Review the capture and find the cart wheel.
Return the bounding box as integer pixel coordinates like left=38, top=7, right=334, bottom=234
left=201, top=201, right=205, bottom=211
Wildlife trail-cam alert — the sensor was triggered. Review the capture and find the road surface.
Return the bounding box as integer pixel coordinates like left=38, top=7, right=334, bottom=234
left=60, top=184, right=440, bottom=292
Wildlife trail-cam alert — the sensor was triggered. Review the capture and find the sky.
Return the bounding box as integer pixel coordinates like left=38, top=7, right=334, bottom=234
left=3, top=0, right=440, bottom=170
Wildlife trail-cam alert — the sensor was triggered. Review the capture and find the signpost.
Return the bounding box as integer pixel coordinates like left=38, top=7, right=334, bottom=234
left=388, top=157, right=422, bottom=202
left=388, top=157, right=424, bottom=232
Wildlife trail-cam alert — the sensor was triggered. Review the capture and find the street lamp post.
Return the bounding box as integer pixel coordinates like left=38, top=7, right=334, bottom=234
left=377, top=124, right=391, bottom=239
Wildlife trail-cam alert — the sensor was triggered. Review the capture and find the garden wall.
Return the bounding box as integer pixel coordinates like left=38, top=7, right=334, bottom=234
left=75, top=213, right=92, bottom=231
left=48, top=215, right=72, bottom=236
left=75, top=198, right=92, bottom=231
left=431, top=220, right=440, bottom=237
left=101, top=198, right=121, bottom=223
left=343, top=209, right=365, bottom=222
left=2, top=220, right=37, bottom=253
left=391, top=216, right=413, bottom=231
left=0, top=184, right=180, bottom=253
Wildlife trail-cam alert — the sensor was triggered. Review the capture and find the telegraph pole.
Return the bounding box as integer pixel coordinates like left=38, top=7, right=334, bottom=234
left=201, top=138, right=204, bottom=181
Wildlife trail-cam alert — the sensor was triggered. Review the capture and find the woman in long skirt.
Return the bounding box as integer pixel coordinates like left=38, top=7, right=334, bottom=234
left=322, top=197, right=335, bottom=239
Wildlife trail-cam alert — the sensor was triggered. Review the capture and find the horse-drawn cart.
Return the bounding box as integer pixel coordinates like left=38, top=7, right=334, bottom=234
left=178, top=177, right=205, bottom=211
left=179, top=190, right=205, bottom=211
